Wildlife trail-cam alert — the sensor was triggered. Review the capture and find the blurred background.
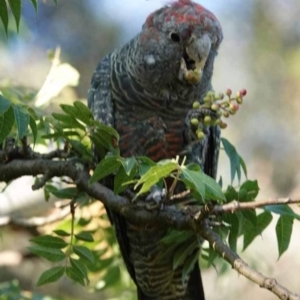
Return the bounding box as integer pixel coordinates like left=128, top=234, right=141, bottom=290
left=0, top=0, right=300, bottom=299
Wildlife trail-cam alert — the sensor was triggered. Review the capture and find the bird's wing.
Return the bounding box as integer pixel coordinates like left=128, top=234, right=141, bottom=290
left=88, top=54, right=137, bottom=283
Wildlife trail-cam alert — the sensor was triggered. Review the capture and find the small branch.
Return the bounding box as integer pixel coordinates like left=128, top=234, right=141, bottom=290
left=213, top=198, right=300, bottom=214
left=200, top=221, right=300, bottom=300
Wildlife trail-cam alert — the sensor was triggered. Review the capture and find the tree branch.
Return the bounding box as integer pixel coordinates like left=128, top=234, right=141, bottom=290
left=200, top=220, right=300, bottom=300
left=1, top=156, right=299, bottom=299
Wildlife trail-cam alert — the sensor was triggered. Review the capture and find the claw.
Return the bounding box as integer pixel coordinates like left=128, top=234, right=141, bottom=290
left=145, top=186, right=166, bottom=203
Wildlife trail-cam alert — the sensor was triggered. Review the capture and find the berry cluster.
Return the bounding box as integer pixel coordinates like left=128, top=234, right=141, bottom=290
left=191, top=89, right=247, bottom=140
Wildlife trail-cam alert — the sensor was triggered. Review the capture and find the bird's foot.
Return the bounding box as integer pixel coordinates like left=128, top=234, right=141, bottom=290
left=145, top=186, right=167, bottom=211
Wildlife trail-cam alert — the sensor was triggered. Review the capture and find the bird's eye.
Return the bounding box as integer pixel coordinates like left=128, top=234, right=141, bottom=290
left=170, top=32, right=180, bottom=42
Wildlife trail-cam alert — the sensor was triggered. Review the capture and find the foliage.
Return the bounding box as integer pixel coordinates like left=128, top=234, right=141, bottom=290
left=0, top=83, right=298, bottom=291
left=0, top=0, right=57, bottom=36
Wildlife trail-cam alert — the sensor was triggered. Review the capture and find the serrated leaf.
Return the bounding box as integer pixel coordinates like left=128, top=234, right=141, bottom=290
left=30, top=235, right=68, bottom=249
left=73, top=245, right=94, bottom=264
left=53, top=230, right=70, bottom=237
left=0, top=106, right=14, bottom=143
left=29, top=116, right=37, bottom=145
left=36, top=266, right=65, bottom=286
left=265, top=205, right=300, bottom=221
left=66, top=266, right=85, bottom=286
left=28, top=245, right=65, bottom=262
left=134, top=162, right=178, bottom=197
left=0, top=0, right=8, bottom=36
left=8, top=0, right=21, bottom=32
left=0, top=95, right=11, bottom=115
left=13, top=105, right=29, bottom=139
left=243, top=211, right=272, bottom=251
left=221, top=138, right=240, bottom=183
left=70, top=258, right=88, bottom=280
left=89, top=155, right=121, bottom=184
left=276, top=215, right=293, bottom=258
left=182, top=249, right=200, bottom=285
left=75, top=231, right=94, bottom=242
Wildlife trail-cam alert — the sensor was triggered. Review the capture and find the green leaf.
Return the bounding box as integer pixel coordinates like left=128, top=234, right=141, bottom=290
left=180, top=169, right=205, bottom=201
left=46, top=185, right=77, bottom=199
left=241, top=210, right=257, bottom=227
left=0, top=95, right=11, bottom=115
left=53, top=229, right=70, bottom=237
left=221, top=138, right=240, bottom=183
left=223, top=214, right=239, bottom=252
left=182, top=249, right=200, bottom=285
left=243, top=211, right=273, bottom=251
left=173, top=240, right=198, bottom=270
left=28, top=245, right=65, bottom=262
left=89, top=155, right=121, bottom=184
left=134, top=162, right=178, bottom=197
left=239, top=155, right=248, bottom=178
left=66, top=266, right=85, bottom=286
left=181, top=166, right=225, bottom=203
left=224, top=185, right=238, bottom=202
left=265, top=205, right=300, bottom=221
left=29, top=0, right=38, bottom=12
left=30, top=235, right=68, bottom=249
left=75, top=231, right=94, bottom=242
left=7, top=0, right=21, bottom=31
left=119, top=157, right=136, bottom=175
left=239, top=180, right=259, bottom=201
left=52, top=0, right=58, bottom=4
left=73, top=245, right=95, bottom=264
left=52, top=113, right=85, bottom=131
left=70, top=258, right=88, bottom=280
left=60, top=102, right=92, bottom=126
left=13, top=105, right=29, bottom=139
left=276, top=215, right=293, bottom=258
left=29, top=116, right=37, bottom=145
left=0, top=0, right=8, bottom=36
left=36, top=266, right=65, bottom=286
left=114, top=165, right=137, bottom=194
left=161, top=230, right=195, bottom=244
left=0, top=106, right=14, bottom=143
left=69, top=139, right=93, bottom=161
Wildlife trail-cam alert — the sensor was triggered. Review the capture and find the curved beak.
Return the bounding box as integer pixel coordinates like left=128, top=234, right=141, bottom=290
left=179, top=34, right=211, bottom=84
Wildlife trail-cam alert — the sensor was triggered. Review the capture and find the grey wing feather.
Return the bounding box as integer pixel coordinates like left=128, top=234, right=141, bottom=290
left=88, top=54, right=137, bottom=283
left=88, top=54, right=114, bottom=126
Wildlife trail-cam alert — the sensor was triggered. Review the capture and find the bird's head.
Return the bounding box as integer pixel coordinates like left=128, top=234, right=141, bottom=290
left=134, top=0, right=223, bottom=90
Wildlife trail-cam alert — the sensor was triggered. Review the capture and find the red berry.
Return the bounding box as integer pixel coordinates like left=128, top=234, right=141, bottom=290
left=240, top=89, right=247, bottom=96
left=225, top=89, right=232, bottom=97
